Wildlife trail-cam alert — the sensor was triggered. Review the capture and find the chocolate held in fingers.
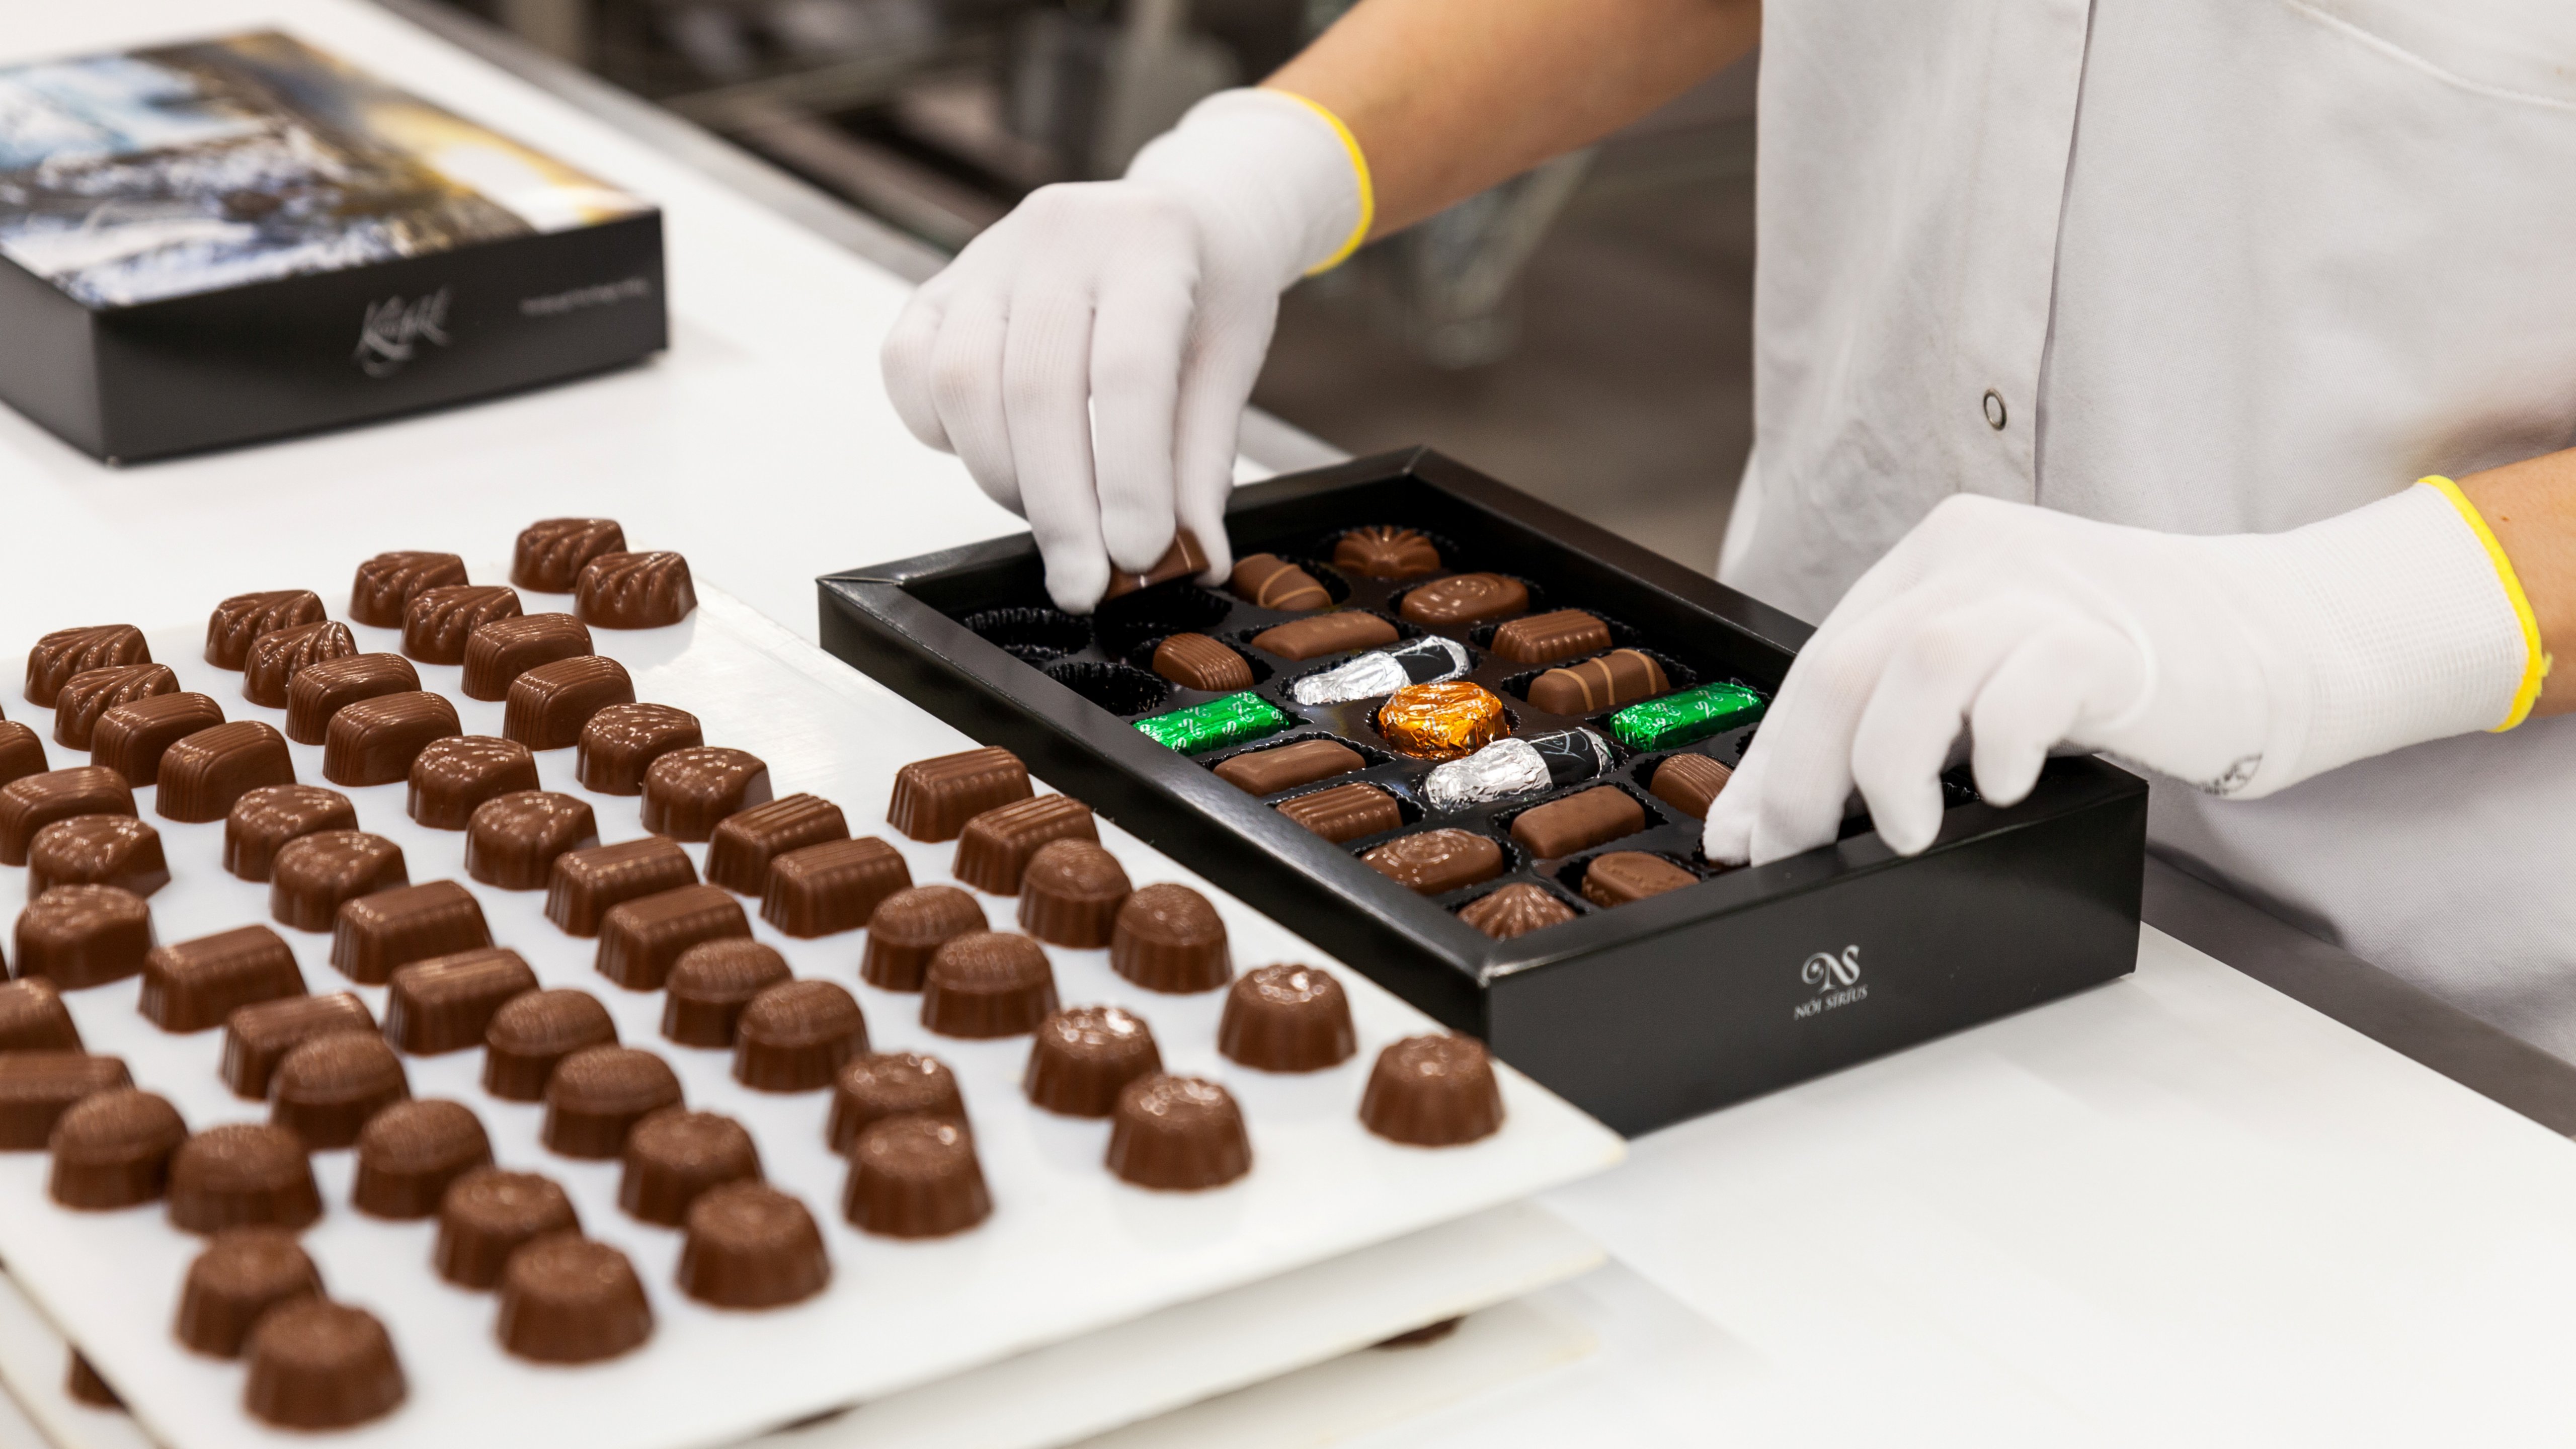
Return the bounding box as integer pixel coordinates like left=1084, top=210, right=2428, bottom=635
left=514, top=518, right=626, bottom=593
left=887, top=746, right=1030, bottom=841
left=862, top=886, right=985, bottom=991
left=1489, top=608, right=1612, bottom=665
left=1016, top=838, right=1131, bottom=946
left=224, top=786, right=356, bottom=883
left=461, top=613, right=593, bottom=701
left=1361, top=830, right=1505, bottom=895
left=353, top=1099, right=491, bottom=1218
left=827, top=1052, right=965, bottom=1152
left=1106, top=1075, right=1250, bottom=1190
left=1457, top=883, right=1576, bottom=940
left=844, top=1117, right=988, bottom=1237
left=270, top=831, right=407, bottom=932
left=0, top=767, right=135, bottom=866
left=26, top=625, right=149, bottom=708
left=323, top=691, right=459, bottom=787
left=269, top=1032, right=409, bottom=1150
left=1025, top=1006, right=1160, bottom=1117
left=546, top=837, right=697, bottom=936
left=504, top=655, right=634, bottom=750
left=466, top=791, right=599, bottom=890
left=283, top=653, right=419, bottom=745
left=28, top=816, right=169, bottom=899
left=401, top=585, right=522, bottom=665
left=1274, top=782, right=1402, bottom=844
left=679, top=1182, right=831, bottom=1308
left=222, top=993, right=375, bottom=1099
left=406, top=736, right=538, bottom=829
left=597, top=884, right=750, bottom=990
left=244, top=622, right=359, bottom=709
left=47, top=1087, right=184, bottom=1208
left=15, top=886, right=152, bottom=989
left=350, top=552, right=466, bottom=628
left=483, top=989, right=618, bottom=1100
left=576, top=550, right=697, bottom=629
left=661, top=941, right=790, bottom=1047
left=168, top=1122, right=319, bottom=1232
left=1360, top=1033, right=1505, bottom=1146
left=641, top=747, right=772, bottom=841
left=206, top=591, right=326, bottom=670
left=1228, top=553, right=1331, bottom=610
left=762, top=836, right=909, bottom=937
left=92, top=691, right=222, bottom=786
left=706, top=793, right=849, bottom=896
left=157, top=721, right=296, bottom=824
left=1578, top=851, right=1698, bottom=907
left=620, top=1108, right=760, bottom=1226
left=953, top=794, right=1096, bottom=894
left=142, top=927, right=305, bottom=1033
left=0, top=1053, right=130, bottom=1148
left=1099, top=530, right=1211, bottom=601
left=498, top=1235, right=655, bottom=1362
left=1647, top=753, right=1733, bottom=819
left=1218, top=964, right=1354, bottom=1071
left=0, top=722, right=45, bottom=793
left=1150, top=633, right=1254, bottom=691
left=53, top=664, right=180, bottom=750
left=543, top=1045, right=682, bottom=1158
left=244, top=1298, right=407, bottom=1429
left=178, top=1228, right=321, bottom=1355
left=575, top=702, right=700, bottom=793
left=1249, top=611, right=1398, bottom=662
left=921, top=931, right=1057, bottom=1037
left=385, top=948, right=537, bottom=1054
left=0, top=978, right=80, bottom=1051
left=1332, top=526, right=1441, bottom=580
left=734, top=980, right=867, bottom=1091
left=436, top=1169, right=577, bottom=1289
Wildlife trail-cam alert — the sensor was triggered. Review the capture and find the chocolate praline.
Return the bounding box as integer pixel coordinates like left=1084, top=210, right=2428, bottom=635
left=734, top=980, right=868, bottom=1092
left=178, top=1228, right=321, bottom=1356
left=1217, top=964, right=1356, bottom=1072
left=886, top=747, right=1031, bottom=843
left=223, top=786, right=357, bottom=883
left=222, top=993, right=374, bottom=1099
left=384, top=948, right=537, bottom=1055
left=1109, top=883, right=1232, bottom=992
left=16, top=884, right=153, bottom=989
left=243, top=622, right=358, bottom=710
left=27, top=815, right=169, bottom=899
left=861, top=885, right=986, bottom=991
left=641, top=747, right=772, bottom=841
left=1359, top=1034, right=1506, bottom=1146
left=464, top=791, right=599, bottom=891
left=497, top=1235, right=653, bottom=1362
left=269, top=1032, right=410, bottom=1150
left=1015, top=838, right=1132, bottom=946
left=206, top=591, right=327, bottom=670
left=575, top=702, right=701, bottom=794
left=90, top=690, right=223, bottom=787
left=401, top=584, right=523, bottom=666
left=1024, top=1006, right=1161, bottom=1117
left=270, top=830, right=407, bottom=932
left=952, top=794, right=1097, bottom=895
left=543, top=1045, right=683, bottom=1159
left=349, top=551, right=466, bottom=628
left=168, top=1122, right=320, bottom=1233
left=1457, top=882, right=1578, bottom=940
left=483, top=989, right=619, bottom=1101
left=844, top=1116, right=989, bottom=1237
left=1105, top=1075, right=1251, bottom=1190
left=504, top=655, right=635, bottom=751
left=920, top=932, right=1058, bottom=1038
left=331, top=878, right=492, bottom=986
left=47, top=1087, right=186, bottom=1209
left=595, top=884, right=750, bottom=991
left=0, top=978, right=80, bottom=1051
left=460, top=613, right=593, bottom=702
left=705, top=793, right=849, bottom=897
left=406, top=736, right=539, bottom=830
left=283, top=653, right=420, bottom=746
left=243, top=1299, right=406, bottom=1429
left=0, top=1053, right=130, bottom=1148
left=762, top=836, right=910, bottom=938
left=826, top=1053, right=966, bottom=1153
left=575, top=550, right=697, bottom=629
left=353, top=1099, right=492, bottom=1218
left=0, top=767, right=136, bottom=867
left=26, top=625, right=150, bottom=708
left=323, top=691, right=461, bottom=788
left=678, top=1182, right=830, bottom=1308
left=620, top=1108, right=761, bottom=1226
left=436, top=1169, right=579, bottom=1289
left=156, top=720, right=297, bottom=824
left=514, top=518, right=627, bottom=593
left=545, top=837, right=697, bottom=936
left=141, top=926, right=306, bottom=1033
left=52, top=664, right=180, bottom=750
left=661, top=940, right=793, bottom=1048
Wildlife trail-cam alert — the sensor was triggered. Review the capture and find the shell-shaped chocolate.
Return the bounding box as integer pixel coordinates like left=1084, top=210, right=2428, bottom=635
left=0, top=767, right=136, bottom=867
left=400, top=586, right=523, bottom=667
left=1331, top=527, right=1442, bottom=580
left=243, top=622, right=359, bottom=710
left=270, top=830, right=408, bottom=932
left=53, top=665, right=180, bottom=750
left=27, top=626, right=149, bottom=708
left=223, top=786, right=355, bottom=883
left=513, top=519, right=627, bottom=593
left=576, top=703, right=702, bottom=795
left=575, top=551, right=697, bottom=630
left=465, top=791, right=599, bottom=891
left=205, top=592, right=327, bottom=670
left=349, top=553, right=466, bottom=629
left=640, top=747, right=771, bottom=842
left=407, top=737, right=539, bottom=830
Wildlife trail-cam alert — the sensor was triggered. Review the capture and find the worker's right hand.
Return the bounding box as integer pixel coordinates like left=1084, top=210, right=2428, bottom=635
left=881, top=89, right=1370, bottom=613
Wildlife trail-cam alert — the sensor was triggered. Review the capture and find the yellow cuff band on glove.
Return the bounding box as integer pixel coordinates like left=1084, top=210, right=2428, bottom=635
left=2422, top=474, right=2551, bottom=731
left=1265, top=89, right=1373, bottom=275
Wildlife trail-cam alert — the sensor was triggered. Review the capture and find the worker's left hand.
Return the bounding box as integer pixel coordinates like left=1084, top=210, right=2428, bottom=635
left=1705, top=487, right=2537, bottom=866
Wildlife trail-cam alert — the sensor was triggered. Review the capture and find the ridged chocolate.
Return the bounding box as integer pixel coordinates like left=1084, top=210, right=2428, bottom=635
left=270, top=1032, right=409, bottom=1149
left=283, top=654, right=419, bottom=746
left=679, top=1182, right=830, bottom=1307
left=1099, top=529, right=1210, bottom=601
left=436, top=1169, right=578, bottom=1289
left=1489, top=608, right=1612, bottom=666
left=28, top=816, right=169, bottom=899
left=324, top=691, right=460, bottom=787
left=384, top=948, right=537, bottom=1054
left=1360, top=1034, right=1505, bottom=1146
left=735, top=980, right=867, bottom=1091
left=465, top=791, right=599, bottom=890
left=1106, top=1075, right=1251, bottom=1189
left=827, top=1052, right=967, bottom=1152
left=574, top=702, right=700, bottom=793
left=1275, top=782, right=1402, bottom=843
left=706, top=793, right=848, bottom=897
left=844, top=1117, right=989, bottom=1237
left=1578, top=851, right=1698, bottom=907
left=1332, top=526, right=1441, bottom=580
left=1228, top=553, right=1331, bottom=610
left=1249, top=611, right=1401, bottom=661
left=143, top=926, right=305, bottom=1032
left=482, top=989, right=618, bottom=1101
left=206, top=591, right=327, bottom=670
left=224, top=786, right=356, bottom=882
left=641, top=746, right=771, bottom=840
left=223, top=993, right=375, bottom=1099
left=53, top=664, right=180, bottom=750
left=1015, top=839, right=1132, bottom=946
left=270, top=831, right=407, bottom=932
left=1648, top=753, right=1733, bottom=819
left=407, top=736, right=538, bottom=829
left=543, top=1045, right=682, bottom=1158
left=953, top=794, right=1097, bottom=894
left=887, top=747, right=1033, bottom=842
left=861, top=885, right=985, bottom=991
left=0, top=978, right=79, bottom=1051
left=0, top=1053, right=130, bottom=1148
left=167, top=1121, right=318, bottom=1232
left=921, top=931, right=1058, bottom=1038
left=1399, top=573, right=1528, bottom=628
left=0, top=766, right=134, bottom=865
left=1150, top=633, right=1253, bottom=691
left=1109, top=883, right=1232, bottom=992
left=1457, top=882, right=1578, bottom=940
left=26, top=626, right=149, bottom=708
left=1508, top=786, right=1646, bottom=859
left=761, top=836, right=909, bottom=937
left=0, top=721, right=44, bottom=792
left=461, top=613, right=593, bottom=701
left=1526, top=649, right=1670, bottom=715
left=546, top=837, right=697, bottom=935
left=620, top=1108, right=760, bottom=1226
left=47, top=1087, right=184, bottom=1208
left=244, top=1299, right=406, bottom=1429
left=243, top=622, right=359, bottom=709
left=332, top=879, right=491, bottom=985
left=504, top=655, right=634, bottom=750
left=1362, top=830, right=1505, bottom=895
left=1211, top=738, right=1363, bottom=795
left=513, top=518, right=628, bottom=593
left=576, top=550, right=698, bottom=629
left=92, top=691, right=222, bottom=786
left=178, top=1228, right=321, bottom=1355
left=498, top=1234, right=653, bottom=1362
left=596, top=884, right=750, bottom=991
left=157, top=720, right=296, bottom=825
left=661, top=941, right=791, bottom=1047
left=348, top=551, right=465, bottom=628
left=1218, top=964, right=1355, bottom=1072
left=14, top=886, right=151, bottom=990
left=401, top=584, right=523, bottom=665
left=1024, top=1006, right=1160, bottom=1117
left=353, top=1099, right=491, bottom=1218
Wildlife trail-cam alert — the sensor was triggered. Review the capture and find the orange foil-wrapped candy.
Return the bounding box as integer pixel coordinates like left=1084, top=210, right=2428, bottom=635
left=1374, top=682, right=1507, bottom=761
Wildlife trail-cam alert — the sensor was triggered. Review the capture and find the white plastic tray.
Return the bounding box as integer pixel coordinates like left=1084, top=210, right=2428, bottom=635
left=0, top=583, right=1622, bottom=1449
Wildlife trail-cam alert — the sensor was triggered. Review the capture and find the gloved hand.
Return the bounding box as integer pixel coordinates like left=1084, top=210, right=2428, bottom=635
left=881, top=89, right=1368, bottom=613
left=1706, top=482, right=2543, bottom=865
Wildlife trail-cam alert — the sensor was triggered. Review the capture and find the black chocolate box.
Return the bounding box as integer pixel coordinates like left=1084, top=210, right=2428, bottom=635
left=0, top=32, right=665, bottom=463
left=822, top=450, right=2146, bottom=1134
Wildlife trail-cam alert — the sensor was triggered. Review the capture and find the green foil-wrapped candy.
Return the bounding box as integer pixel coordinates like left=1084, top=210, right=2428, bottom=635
left=1608, top=682, right=1766, bottom=752
left=1135, top=693, right=1290, bottom=753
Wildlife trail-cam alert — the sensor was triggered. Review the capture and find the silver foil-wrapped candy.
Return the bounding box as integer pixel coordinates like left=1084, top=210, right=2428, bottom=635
left=1287, top=637, right=1472, bottom=707
left=1422, top=728, right=1611, bottom=813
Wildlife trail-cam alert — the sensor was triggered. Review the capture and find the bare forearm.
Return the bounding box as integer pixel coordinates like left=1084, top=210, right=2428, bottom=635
left=2461, top=450, right=2576, bottom=716
left=1267, top=0, right=1760, bottom=237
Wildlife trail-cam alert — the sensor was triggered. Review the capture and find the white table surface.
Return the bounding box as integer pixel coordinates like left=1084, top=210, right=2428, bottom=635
left=11, top=5, right=2576, bottom=1445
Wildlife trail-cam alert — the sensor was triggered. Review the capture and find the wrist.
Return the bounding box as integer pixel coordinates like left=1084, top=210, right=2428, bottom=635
left=1124, top=88, right=1370, bottom=288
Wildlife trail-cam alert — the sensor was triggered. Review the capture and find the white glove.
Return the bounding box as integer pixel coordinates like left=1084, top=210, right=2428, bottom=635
left=881, top=89, right=1367, bottom=613
left=1706, top=482, right=2543, bottom=865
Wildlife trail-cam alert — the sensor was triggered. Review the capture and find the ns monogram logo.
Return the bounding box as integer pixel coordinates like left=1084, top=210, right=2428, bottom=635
left=1793, top=946, right=1867, bottom=1019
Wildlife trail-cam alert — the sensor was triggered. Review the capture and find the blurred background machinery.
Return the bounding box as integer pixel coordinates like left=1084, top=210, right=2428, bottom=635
left=430, top=0, right=1755, bottom=572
